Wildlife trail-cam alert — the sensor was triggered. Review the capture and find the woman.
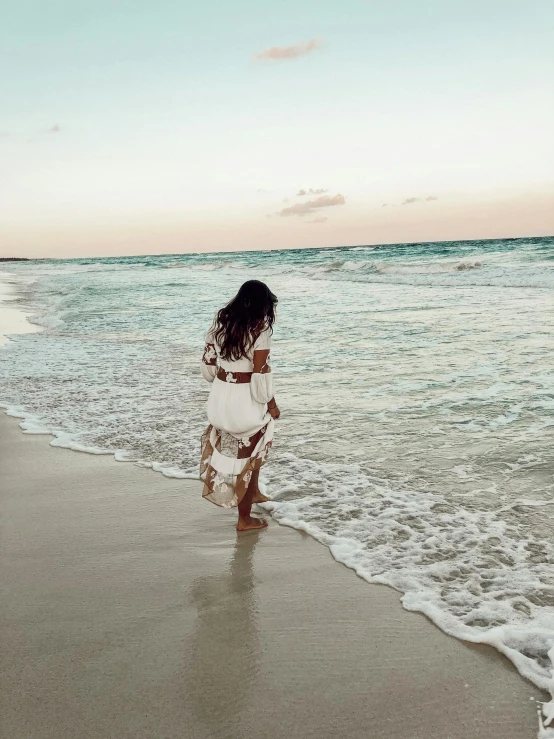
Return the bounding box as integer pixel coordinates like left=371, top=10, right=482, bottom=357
left=200, top=280, right=280, bottom=531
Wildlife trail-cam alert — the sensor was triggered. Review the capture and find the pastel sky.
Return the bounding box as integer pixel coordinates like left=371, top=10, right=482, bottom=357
left=1, top=0, right=553, bottom=258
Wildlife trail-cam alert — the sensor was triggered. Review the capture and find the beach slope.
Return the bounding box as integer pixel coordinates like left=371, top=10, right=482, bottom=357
left=0, top=413, right=546, bottom=739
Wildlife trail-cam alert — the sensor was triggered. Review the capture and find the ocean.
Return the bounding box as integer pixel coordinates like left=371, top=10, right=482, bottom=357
left=1, top=236, right=553, bottom=714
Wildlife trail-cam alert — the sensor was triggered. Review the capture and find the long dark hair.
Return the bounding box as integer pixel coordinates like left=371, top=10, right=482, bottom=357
left=211, top=280, right=278, bottom=361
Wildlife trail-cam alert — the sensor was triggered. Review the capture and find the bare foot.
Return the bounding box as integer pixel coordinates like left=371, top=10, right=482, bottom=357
left=236, top=516, right=268, bottom=532
left=252, top=491, right=271, bottom=504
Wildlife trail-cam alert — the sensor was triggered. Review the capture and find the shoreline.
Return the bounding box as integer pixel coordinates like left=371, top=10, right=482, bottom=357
left=0, top=410, right=548, bottom=738
left=0, top=269, right=42, bottom=345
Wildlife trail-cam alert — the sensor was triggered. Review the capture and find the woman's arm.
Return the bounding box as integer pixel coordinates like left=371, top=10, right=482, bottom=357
left=253, top=349, right=271, bottom=375
left=252, top=349, right=280, bottom=418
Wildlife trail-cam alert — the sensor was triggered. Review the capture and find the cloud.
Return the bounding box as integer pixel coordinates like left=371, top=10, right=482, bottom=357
left=278, top=193, right=345, bottom=217
left=0, top=131, right=9, bottom=138
left=44, top=124, right=60, bottom=134
left=401, top=195, right=438, bottom=205
left=309, top=217, right=328, bottom=224
left=297, top=187, right=328, bottom=196
left=253, top=37, right=323, bottom=62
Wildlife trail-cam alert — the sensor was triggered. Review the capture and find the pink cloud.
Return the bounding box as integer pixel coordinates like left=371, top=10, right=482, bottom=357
left=44, top=124, right=60, bottom=134
left=278, top=193, right=345, bottom=217
left=309, top=217, right=328, bottom=224
left=401, top=195, right=438, bottom=205
left=253, top=37, right=324, bottom=62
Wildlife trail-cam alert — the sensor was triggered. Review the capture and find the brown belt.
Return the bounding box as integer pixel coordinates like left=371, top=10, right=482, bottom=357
left=216, top=368, right=253, bottom=384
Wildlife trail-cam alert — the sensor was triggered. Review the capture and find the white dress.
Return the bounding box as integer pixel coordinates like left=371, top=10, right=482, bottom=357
left=199, top=327, right=275, bottom=507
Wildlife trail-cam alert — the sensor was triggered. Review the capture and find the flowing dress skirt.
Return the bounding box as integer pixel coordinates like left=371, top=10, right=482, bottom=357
left=200, top=377, right=274, bottom=508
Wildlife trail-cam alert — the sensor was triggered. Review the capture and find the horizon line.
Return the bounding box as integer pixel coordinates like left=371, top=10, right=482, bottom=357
left=1, top=232, right=552, bottom=262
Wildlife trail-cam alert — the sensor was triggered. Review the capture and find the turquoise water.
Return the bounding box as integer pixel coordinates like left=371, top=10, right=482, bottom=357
left=1, top=236, right=553, bottom=714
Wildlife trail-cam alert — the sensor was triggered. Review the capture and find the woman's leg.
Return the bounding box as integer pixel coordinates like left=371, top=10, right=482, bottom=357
left=237, top=470, right=268, bottom=531
left=251, top=467, right=270, bottom=504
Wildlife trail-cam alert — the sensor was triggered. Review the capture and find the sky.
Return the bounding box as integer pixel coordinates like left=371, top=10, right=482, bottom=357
left=1, top=0, right=553, bottom=258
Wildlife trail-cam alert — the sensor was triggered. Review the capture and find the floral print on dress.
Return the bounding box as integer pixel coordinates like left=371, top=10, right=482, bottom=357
left=200, top=423, right=272, bottom=508
left=202, top=343, right=217, bottom=366
left=220, top=431, right=240, bottom=457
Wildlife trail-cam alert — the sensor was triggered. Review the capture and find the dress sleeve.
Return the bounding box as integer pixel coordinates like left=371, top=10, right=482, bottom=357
left=251, top=326, right=274, bottom=403
left=201, top=332, right=217, bottom=383
left=253, top=326, right=272, bottom=352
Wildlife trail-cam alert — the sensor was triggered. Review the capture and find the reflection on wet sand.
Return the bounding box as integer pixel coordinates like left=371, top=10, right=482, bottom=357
left=186, top=533, right=261, bottom=736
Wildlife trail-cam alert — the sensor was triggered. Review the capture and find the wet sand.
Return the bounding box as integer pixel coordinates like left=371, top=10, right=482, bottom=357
left=0, top=272, right=41, bottom=345
left=0, top=412, right=547, bottom=739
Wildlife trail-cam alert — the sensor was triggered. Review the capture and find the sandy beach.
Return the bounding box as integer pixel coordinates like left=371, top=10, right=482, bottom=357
left=0, top=411, right=547, bottom=739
